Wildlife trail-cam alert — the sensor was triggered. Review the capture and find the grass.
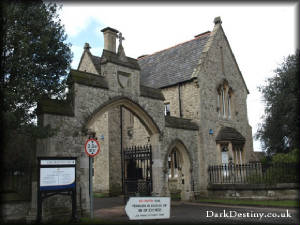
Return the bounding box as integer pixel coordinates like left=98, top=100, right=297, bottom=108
left=79, top=217, right=137, bottom=225
left=93, top=192, right=110, bottom=198
left=79, top=217, right=122, bottom=224
left=195, top=198, right=300, bottom=208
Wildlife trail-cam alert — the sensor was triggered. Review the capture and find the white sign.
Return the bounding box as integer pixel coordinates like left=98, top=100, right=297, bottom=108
left=85, top=139, right=100, bottom=157
left=125, top=197, right=170, bottom=220
left=40, top=167, right=75, bottom=187
left=222, top=151, right=229, bottom=164
left=40, top=159, right=76, bottom=165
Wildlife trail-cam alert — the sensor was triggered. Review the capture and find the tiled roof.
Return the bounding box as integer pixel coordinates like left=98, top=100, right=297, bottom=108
left=100, top=50, right=140, bottom=70
left=165, top=116, right=199, bottom=130
left=138, top=32, right=210, bottom=88
left=216, top=126, right=245, bottom=144
left=67, top=69, right=108, bottom=89
left=90, top=55, right=102, bottom=74
left=140, top=85, right=165, bottom=100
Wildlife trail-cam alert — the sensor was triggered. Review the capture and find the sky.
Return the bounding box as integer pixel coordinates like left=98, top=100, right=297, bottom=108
left=59, top=2, right=298, bottom=152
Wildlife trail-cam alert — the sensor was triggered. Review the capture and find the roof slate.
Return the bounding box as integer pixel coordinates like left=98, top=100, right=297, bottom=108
left=100, top=50, right=140, bottom=70
left=90, top=55, right=102, bottom=74
left=138, top=33, right=210, bottom=89
left=216, top=126, right=246, bottom=144
left=140, top=85, right=165, bottom=100
left=67, top=69, right=108, bottom=89
left=165, top=116, right=199, bottom=130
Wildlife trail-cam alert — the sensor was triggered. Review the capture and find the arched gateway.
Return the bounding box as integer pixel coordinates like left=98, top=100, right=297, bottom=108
left=27, top=20, right=255, bottom=222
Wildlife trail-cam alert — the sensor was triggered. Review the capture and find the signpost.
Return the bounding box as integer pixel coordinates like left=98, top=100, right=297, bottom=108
left=85, top=138, right=100, bottom=219
left=37, top=157, right=77, bottom=223
left=125, top=197, right=170, bottom=220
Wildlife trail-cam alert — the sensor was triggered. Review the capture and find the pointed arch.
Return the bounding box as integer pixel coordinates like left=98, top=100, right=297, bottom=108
left=164, top=139, right=193, bottom=169
left=85, top=96, right=161, bottom=135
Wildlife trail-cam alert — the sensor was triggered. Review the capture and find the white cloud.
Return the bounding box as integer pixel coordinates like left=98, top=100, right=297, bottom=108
left=60, top=5, right=93, bottom=37
left=70, top=45, right=83, bottom=69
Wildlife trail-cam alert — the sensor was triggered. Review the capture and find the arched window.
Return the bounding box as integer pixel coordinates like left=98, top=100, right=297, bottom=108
left=217, top=81, right=233, bottom=119
left=221, top=87, right=226, bottom=118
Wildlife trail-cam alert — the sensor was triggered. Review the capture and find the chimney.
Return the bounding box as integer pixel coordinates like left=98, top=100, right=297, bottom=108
left=101, top=27, right=119, bottom=53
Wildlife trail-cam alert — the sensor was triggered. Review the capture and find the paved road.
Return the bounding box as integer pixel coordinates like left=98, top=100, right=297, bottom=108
left=94, top=197, right=299, bottom=224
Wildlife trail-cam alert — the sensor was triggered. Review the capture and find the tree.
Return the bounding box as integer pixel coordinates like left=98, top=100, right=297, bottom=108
left=1, top=1, right=72, bottom=131
left=256, top=51, right=299, bottom=156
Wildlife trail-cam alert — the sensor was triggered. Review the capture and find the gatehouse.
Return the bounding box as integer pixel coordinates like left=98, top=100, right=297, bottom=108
left=26, top=17, right=259, bottom=221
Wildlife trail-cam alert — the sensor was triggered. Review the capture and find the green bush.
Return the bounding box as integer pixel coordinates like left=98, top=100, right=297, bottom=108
left=272, top=149, right=299, bottom=163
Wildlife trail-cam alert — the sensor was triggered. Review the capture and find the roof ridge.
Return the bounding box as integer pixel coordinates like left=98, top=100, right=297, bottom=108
left=138, top=31, right=211, bottom=60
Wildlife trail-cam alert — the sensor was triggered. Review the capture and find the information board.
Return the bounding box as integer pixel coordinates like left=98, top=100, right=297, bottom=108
left=40, top=167, right=75, bottom=190
left=38, top=158, right=76, bottom=191
left=125, top=197, right=170, bottom=220
left=37, top=157, right=77, bottom=222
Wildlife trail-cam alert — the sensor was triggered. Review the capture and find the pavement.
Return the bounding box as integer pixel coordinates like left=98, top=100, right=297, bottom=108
left=93, top=197, right=299, bottom=224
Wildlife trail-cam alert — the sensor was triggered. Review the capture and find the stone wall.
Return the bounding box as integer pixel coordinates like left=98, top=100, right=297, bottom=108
left=1, top=202, right=30, bottom=223
left=160, top=82, right=199, bottom=120
left=161, top=86, right=179, bottom=117
left=207, top=183, right=299, bottom=200
left=78, top=51, right=98, bottom=74
left=180, top=81, right=200, bottom=119
left=107, top=107, right=122, bottom=195
left=90, top=112, right=109, bottom=193
left=122, top=108, right=149, bottom=147
left=194, top=21, right=254, bottom=170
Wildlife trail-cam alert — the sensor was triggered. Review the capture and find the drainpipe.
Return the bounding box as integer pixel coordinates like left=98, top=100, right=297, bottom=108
left=120, top=106, right=124, bottom=194
left=178, top=83, right=182, bottom=117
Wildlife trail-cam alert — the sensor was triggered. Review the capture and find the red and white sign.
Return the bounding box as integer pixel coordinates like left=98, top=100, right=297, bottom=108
left=85, top=139, right=100, bottom=157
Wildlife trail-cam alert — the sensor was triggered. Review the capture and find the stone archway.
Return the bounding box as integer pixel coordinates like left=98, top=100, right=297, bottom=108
left=86, top=96, right=161, bottom=135
left=84, top=96, right=161, bottom=196
left=164, top=139, right=192, bottom=201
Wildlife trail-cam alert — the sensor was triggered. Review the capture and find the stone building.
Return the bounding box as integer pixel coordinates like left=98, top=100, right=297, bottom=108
left=32, top=17, right=258, bottom=219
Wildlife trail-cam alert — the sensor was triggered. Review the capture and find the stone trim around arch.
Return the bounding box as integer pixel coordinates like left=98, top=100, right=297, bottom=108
left=163, top=138, right=194, bottom=200
left=163, top=139, right=194, bottom=170
left=85, top=96, right=161, bottom=136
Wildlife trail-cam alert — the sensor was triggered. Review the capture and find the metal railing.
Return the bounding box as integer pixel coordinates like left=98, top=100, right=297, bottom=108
left=208, top=162, right=299, bottom=184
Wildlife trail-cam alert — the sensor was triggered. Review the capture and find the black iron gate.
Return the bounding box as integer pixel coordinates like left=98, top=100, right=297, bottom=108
left=122, top=145, right=152, bottom=198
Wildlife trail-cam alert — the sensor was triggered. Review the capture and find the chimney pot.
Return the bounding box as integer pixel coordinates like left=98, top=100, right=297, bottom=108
left=101, top=27, right=119, bottom=53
